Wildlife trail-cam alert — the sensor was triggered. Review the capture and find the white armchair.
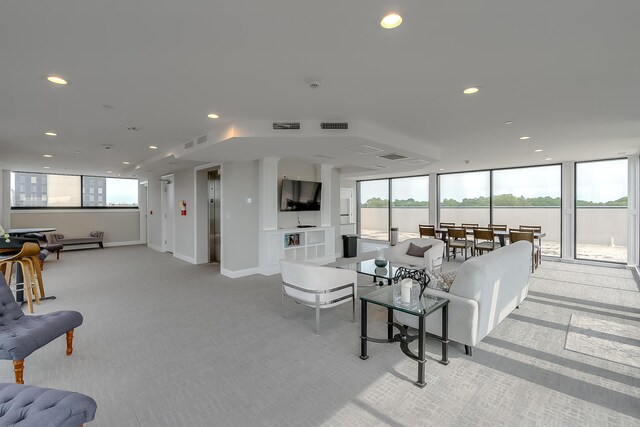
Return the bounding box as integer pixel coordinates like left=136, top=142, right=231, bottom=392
left=280, top=260, right=357, bottom=334
left=384, top=238, right=444, bottom=272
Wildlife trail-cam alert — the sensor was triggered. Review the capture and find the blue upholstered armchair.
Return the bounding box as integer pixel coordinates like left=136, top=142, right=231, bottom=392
left=0, top=274, right=83, bottom=384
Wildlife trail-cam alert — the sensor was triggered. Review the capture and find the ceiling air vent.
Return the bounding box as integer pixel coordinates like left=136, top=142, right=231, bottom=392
left=196, top=135, right=208, bottom=145
left=379, top=153, right=408, bottom=161
left=321, top=122, right=348, bottom=130
left=184, top=140, right=194, bottom=150
left=273, top=122, right=301, bottom=130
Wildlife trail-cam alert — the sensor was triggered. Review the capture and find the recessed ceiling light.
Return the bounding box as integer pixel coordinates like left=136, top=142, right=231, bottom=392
left=545, top=157, right=552, bottom=161
left=101, top=104, right=115, bottom=109
left=46, top=76, right=67, bottom=85
left=380, top=13, right=402, bottom=29
left=43, top=154, right=53, bottom=158
left=149, top=145, right=158, bottom=149
left=504, top=121, right=513, bottom=125
left=135, top=165, right=141, bottom=170
left=207, top=113, right=220, bottom=119
left=534, top=149, right=543, bottom=152
left=74, top=150, right=82, bottom=154
left=519, top=136, right=530, bottom=140
left=44, top=132, right=58, bottom=136
left=122, top=161, right=130, bottom=165
left=43, top=166, right=50, bottom=169
left=106, top=170, right=112, bottom=173
left=463, top=87, right=479, bottom=95
left=439, top=168, right=445, bottom=171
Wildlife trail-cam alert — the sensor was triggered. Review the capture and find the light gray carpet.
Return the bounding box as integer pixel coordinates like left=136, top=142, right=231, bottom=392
left=565, top=314, right=640, bottom=369
left=2, top=246, right=638, bottom=426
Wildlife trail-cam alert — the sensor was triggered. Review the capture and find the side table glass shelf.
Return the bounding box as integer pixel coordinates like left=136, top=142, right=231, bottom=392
left=359, top=284, right=449, bottom=387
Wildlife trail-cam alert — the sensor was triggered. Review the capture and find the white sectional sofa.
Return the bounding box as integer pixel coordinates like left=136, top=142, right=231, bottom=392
left=384, top=238, right=444, bottom=272
left=395, top=240, right=532, bottom=354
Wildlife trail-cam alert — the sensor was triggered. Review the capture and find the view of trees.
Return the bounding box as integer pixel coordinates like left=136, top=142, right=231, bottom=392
left=361, top=194, right=627, bottom=207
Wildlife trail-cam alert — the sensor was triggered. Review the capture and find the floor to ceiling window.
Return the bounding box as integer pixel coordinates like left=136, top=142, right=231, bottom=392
left=358, top=179, right=389, bottom=241
left=575, top=159, right=628, bottom=263
left=439, top=171, right=490, bottom=226
left=492, top=165, right=561, bottom=257
left=391, top=176, right=429, bottom=240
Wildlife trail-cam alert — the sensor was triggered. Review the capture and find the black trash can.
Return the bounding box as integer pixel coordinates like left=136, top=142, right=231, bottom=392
left=342, top=234, right=358, bottom=258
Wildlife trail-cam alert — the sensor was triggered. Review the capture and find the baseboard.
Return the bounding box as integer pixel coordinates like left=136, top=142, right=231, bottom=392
left=147, top=243, right=163, bottom=252
left=104, top=240, right=144, bottom=247
left=221, top=266, right=260, bottom=278
left=173, top=252, right=196, bottom=264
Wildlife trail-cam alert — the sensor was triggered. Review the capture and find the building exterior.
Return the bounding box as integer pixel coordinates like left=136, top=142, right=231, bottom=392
left=82, top=176, right=107, bottom=207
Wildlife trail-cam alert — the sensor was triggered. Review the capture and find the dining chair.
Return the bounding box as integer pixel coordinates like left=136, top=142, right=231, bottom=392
left=418, top=225, right=437, bottom=238
left=447, top=227, right=474, bottom=261
left=461, top=223, right=479, bottom=229
left=439, top=222, right=455, bottom=228
left=488, top=224, right=508, bottom=231
left=509, top=230, right=538, bottom=273
left=473, top=227, right=500, bottom=255
left=519, top=225, right=542, bottom=265
left=1, top=242, right=42, bottom=313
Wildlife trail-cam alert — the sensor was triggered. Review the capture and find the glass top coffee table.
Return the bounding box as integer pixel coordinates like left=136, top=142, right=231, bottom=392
left=339, top=259, right=412, bottom=286
left=359, top=284, right=449, bottom=387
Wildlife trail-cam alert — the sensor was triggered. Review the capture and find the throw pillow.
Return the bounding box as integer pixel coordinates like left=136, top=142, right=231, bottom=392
left=406, top=242, right=432, bottom=257
left=90, top=231, right=100, bottom=237
left=54, top=233, right=64, bottom=239
left=424, top=269, right=458, bottom=293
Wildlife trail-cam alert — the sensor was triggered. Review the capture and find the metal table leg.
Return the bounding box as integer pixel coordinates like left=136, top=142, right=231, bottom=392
left=416, top=315, right=426, bottom=387
left=387, top=307, right=393, bottom=340
left=360, top=300, right=369, bottom=360
left=441, top=303, right=450, bottom=365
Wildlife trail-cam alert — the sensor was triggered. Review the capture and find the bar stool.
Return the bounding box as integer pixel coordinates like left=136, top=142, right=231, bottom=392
left=0, top=242, right=42, bottom=313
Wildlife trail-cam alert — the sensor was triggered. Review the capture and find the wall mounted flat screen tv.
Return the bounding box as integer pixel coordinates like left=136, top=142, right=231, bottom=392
left=280, top=179, right=322, bottom=211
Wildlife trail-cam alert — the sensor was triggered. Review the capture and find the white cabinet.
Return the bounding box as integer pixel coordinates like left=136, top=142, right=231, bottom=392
left=260, top=226, right=335, bottom=275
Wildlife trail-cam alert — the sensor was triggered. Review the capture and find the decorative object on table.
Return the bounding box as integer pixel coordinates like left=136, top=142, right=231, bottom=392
left=401, top=278, right=413, bottom=303
left=393, top=266, right=430, bottom=299
left=374, top=267, right=388, bottom=277
left=0, top=226, right=10, bottom=243
left=374, top=248, right=387, bottom=267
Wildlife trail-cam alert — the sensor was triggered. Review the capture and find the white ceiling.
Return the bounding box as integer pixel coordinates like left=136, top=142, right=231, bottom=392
left=1, top=0, right=639, bottom=179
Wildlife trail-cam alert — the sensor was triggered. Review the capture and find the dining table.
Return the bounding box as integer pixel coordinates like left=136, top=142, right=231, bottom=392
left=435, top=227, right=545, bottom=247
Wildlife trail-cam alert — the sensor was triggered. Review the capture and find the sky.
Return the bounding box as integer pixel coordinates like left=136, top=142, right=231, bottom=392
left=106, top=178, right=138, bottom=204
left=360, top=160, right=628, bottom=203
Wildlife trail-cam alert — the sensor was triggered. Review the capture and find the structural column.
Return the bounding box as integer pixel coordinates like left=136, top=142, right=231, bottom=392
left=627, top=155, right=638, bottom=266
left=561, top=162, right=575, bottom=260
left=259, top=157, right=280, bottom=231
left=320, top=164, right=333, bottom=227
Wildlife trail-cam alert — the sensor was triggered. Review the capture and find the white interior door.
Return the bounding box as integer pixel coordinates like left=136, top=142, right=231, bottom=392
left=162, top=178, right=175, bottom=253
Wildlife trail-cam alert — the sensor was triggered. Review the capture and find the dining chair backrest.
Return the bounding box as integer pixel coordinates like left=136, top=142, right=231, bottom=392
left=509, top=230, right=534, bottom=244
left=461, top=223, right=478, bottom=229
left=448, top=227, right=467, bottom=240
left=440, top=222, right=455, bottom=228
left=488, top=224, right=507, bottom=231
left=418, top=225, right=436, bottom=238
left=474, top=227, right=494, bottom=241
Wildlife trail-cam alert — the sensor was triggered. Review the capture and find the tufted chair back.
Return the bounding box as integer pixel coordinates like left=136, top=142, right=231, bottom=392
left=0, top=274, right=24, bottom=324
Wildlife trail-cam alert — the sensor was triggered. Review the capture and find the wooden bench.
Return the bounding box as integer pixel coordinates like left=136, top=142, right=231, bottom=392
left=51, top=231, right=104, bottom=249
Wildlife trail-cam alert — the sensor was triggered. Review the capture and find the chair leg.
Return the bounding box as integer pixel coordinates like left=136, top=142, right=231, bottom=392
left=24, top=258, right=40, bottom=306
left=13, top=360, right=24, bottom=384
left=465, top=345, right=473, bottom=356
left=281, top=288, right=286, bottom=318
left=19, top=261, right=34, bottom=314
left=66, top=329, right=74, bottom=355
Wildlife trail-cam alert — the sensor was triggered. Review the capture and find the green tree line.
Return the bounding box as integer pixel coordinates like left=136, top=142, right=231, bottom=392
left=361, top=194, right=627, bottom=207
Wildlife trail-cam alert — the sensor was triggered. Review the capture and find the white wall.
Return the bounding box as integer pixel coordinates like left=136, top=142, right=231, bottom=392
left=11, top=209, right=140, bottom=244
left=173, top=168, right=195, bottom=262
left=146, top=178, right=163, bottom=250
left=0, top=170, right=10, bottom=228
left=278, top=159, right=320, bottom=228
left=221, top=160, right=260, bottom=272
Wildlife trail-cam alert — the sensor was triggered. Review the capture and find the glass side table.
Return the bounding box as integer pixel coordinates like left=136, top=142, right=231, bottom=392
left=359, top=284, right=449, bottom=387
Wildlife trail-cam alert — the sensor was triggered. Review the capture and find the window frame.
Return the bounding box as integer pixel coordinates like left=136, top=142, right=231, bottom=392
left=10, top=171, right=139, bottom=210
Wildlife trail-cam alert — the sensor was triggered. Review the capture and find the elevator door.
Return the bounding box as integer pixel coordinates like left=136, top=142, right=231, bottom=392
left=208, top=171, right=221, bottom=263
